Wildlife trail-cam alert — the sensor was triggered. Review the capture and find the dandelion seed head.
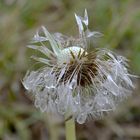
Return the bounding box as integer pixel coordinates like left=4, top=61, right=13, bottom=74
left=23, top=9, right=135, bottom=124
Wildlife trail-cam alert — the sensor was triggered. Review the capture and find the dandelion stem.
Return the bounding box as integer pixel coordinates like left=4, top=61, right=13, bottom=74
left=65, top=116, right=76, bottom=140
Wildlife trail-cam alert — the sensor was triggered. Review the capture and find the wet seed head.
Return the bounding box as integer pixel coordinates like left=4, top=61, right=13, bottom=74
left=22, top=9, right=135, bottom=124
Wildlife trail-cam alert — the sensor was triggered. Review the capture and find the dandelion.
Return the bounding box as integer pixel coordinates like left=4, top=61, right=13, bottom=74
left=23, top=9, right=135, bottom=126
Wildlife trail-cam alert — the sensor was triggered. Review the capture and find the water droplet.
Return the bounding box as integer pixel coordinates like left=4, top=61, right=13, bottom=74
left=77, top=113, right=87, bottom=124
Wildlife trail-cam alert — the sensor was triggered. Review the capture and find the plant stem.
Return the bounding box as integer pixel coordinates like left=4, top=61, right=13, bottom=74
left=65, top=116, right=76, bottom=140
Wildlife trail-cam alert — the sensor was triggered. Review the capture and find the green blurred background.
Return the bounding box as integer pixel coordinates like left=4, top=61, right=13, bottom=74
left=0, top=0, right=140, bottom=140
